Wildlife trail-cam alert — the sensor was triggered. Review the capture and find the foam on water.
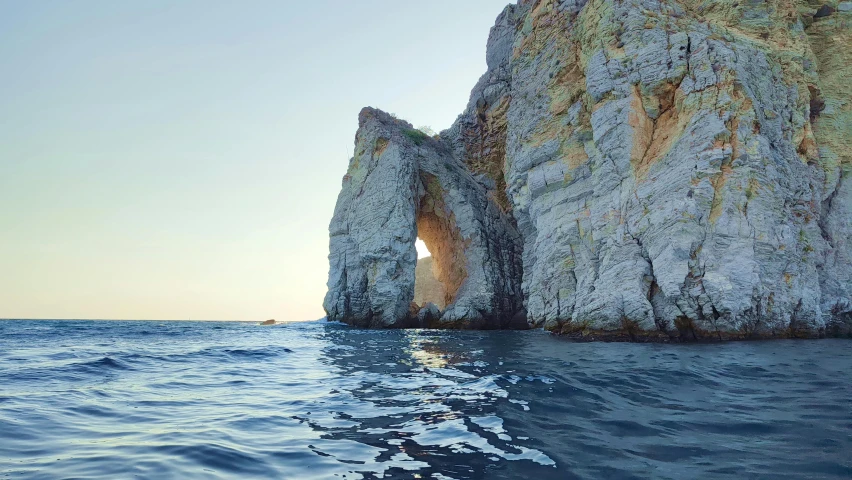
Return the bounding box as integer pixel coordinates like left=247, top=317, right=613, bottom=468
left=0, top=320, right=850, bottom=479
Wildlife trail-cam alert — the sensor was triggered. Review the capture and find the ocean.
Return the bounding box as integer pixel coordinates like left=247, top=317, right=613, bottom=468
left=0, top=319, right=850, bottom=479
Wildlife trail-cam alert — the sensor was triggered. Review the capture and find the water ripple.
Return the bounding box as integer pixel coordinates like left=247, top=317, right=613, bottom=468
left=0, top=320, right=850, bottom=479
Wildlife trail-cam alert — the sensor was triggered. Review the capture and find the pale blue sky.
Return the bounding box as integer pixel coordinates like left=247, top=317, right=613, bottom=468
left=0, top=0, right=511, bottom=320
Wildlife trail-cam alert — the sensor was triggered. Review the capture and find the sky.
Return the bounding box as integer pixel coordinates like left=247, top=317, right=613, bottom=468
left=0, top=0, right=512, bottom=321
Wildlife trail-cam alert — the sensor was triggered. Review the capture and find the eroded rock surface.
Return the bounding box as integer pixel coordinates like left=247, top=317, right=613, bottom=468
left=325, top=0, right=851, bottom=338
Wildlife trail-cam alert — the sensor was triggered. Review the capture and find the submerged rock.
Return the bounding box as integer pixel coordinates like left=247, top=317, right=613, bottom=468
left=416, top=303, right=443, bottom=328
left=259, top=319, right=276, bottom=326
left=324, top=0, right=852, bottom=339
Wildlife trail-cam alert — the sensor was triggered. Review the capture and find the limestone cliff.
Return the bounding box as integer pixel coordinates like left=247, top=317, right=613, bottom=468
left=324, top=0, right=852, bottom=339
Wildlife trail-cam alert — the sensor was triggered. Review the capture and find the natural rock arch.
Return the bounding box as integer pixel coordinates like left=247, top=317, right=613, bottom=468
left=323, top=109, right=524, bottom=329
left=416, top=173, right=468, bottom=309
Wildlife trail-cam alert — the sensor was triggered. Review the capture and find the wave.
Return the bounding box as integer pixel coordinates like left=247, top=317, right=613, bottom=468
left=221, top=347, right=293, bottom=358
left=72, top=356, right=134, bottom=372
left=1, top=320, right=850, bottom=480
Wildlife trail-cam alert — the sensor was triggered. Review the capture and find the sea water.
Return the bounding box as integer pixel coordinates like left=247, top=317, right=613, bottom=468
left=0, top=319, right=850, bottom=479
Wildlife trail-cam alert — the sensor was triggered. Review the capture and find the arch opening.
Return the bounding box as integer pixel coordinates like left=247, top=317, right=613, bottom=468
left=413, top=238, right=446, bottom=310
left=411, top=173, right=469, bottom=314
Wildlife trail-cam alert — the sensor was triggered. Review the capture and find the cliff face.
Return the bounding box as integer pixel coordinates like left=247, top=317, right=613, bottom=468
left=324, top=0, right=852, bottom=339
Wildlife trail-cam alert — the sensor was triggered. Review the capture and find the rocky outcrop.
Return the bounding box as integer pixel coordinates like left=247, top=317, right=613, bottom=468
left=324, top=0, right=852, bottom=339
left=323, top=109, right=524, bottom=329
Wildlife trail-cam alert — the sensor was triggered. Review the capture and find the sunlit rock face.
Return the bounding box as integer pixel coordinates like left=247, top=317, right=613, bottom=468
left=325, top=0, right=852, bottom=338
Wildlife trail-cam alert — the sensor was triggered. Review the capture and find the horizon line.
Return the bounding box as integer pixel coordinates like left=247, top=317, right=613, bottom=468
left=0, top=318, right=325, bottom=323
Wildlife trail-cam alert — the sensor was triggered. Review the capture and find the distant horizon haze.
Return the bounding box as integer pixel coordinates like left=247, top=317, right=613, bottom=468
left=0, top=318, right=312, bottom=322
left=0, top=0, right=511, bottom=321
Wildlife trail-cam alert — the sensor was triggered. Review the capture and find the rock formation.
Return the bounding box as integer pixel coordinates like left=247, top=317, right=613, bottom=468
left=324, top=0, right=852, bottom=339
left=323, top=109, right=524, bottom=329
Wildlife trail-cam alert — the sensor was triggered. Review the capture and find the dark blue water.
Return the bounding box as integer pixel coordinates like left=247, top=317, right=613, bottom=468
left=0, top=320, right=850, bottom=479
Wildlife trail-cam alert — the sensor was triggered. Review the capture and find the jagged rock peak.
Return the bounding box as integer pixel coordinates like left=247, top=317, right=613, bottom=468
left=324, top=1, right=852, bottom=340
